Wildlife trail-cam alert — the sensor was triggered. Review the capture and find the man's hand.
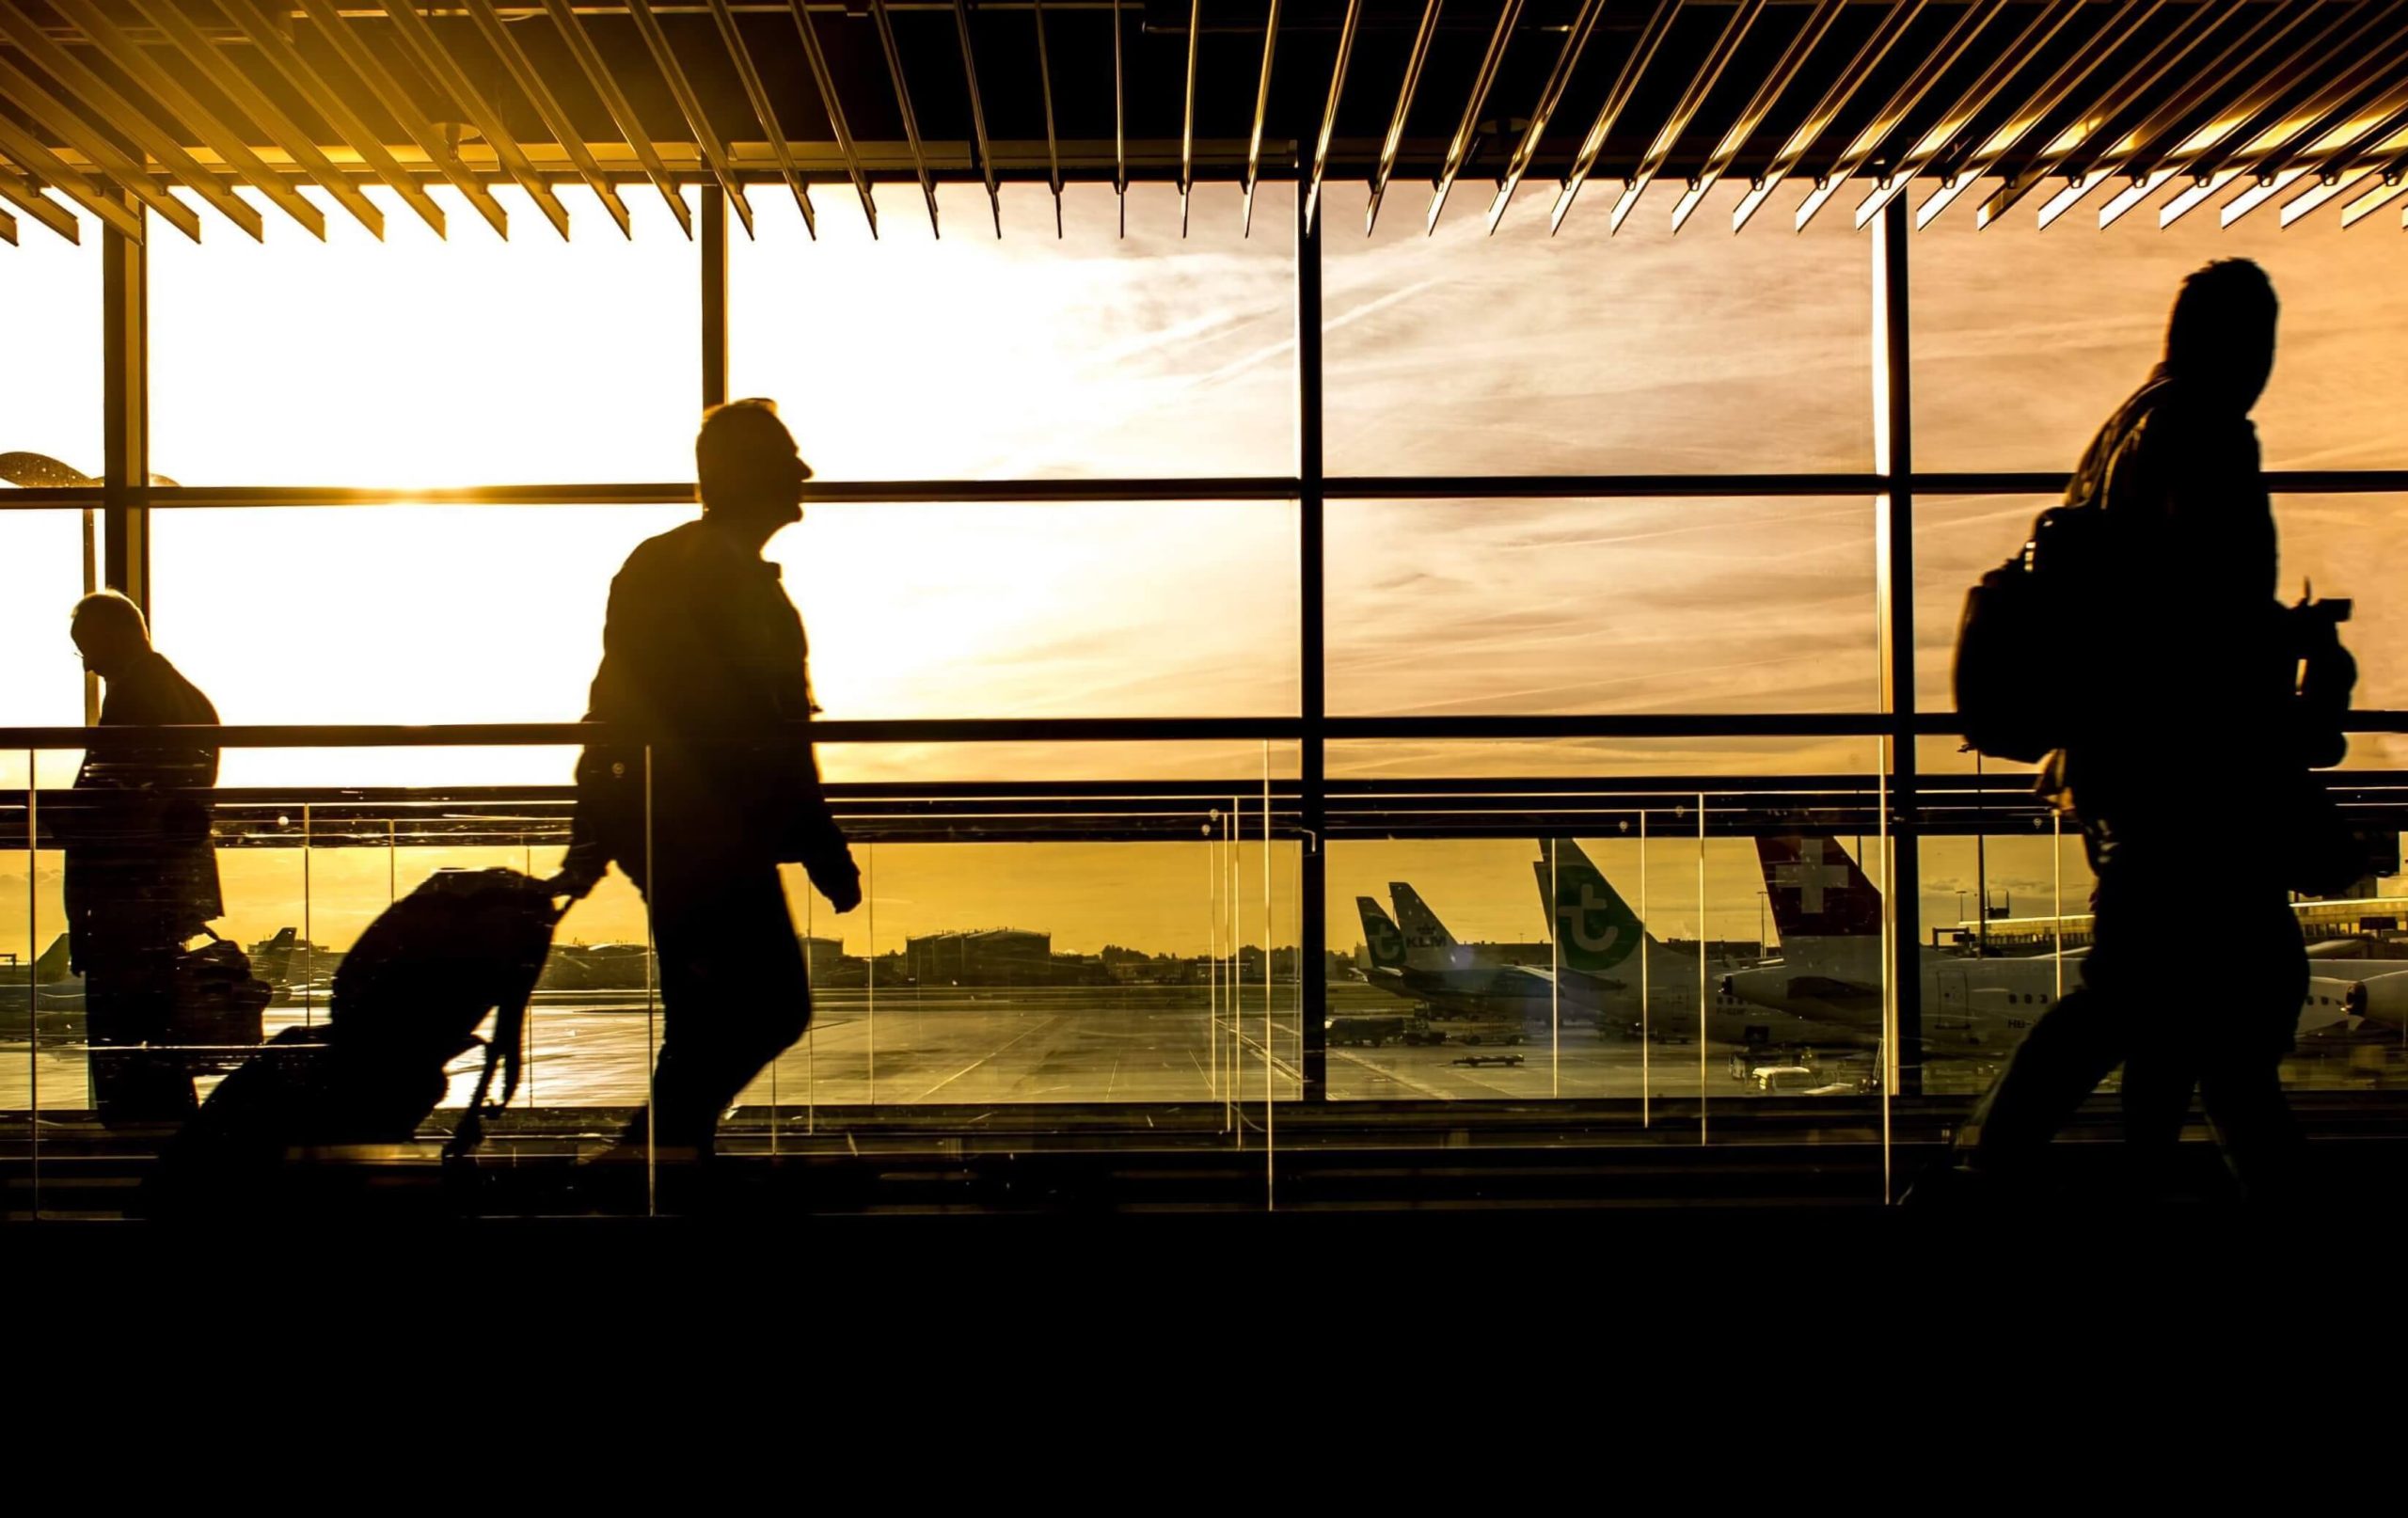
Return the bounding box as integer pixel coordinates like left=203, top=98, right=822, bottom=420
left=812, top=851, right=863, bottom=914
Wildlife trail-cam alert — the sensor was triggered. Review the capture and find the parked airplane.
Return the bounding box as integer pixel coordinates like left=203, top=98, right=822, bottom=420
left=1352, top=846, right=1826, bottom=1047
left=1726, top=834, right=2367, bottom=1052
left=1532, top=838, right=1839, bottom=1048
left=1355, top=893, right=1545, bottom=1042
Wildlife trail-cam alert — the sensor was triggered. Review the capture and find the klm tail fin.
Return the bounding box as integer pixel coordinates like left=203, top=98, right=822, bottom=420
left=1533, top=839, right=1645, bottom=975
left=253, top=926, right=301, bottom=985
left=1356, top=897, right=1408, bottom=972
left=1755, top=835, right=1883, bottom=941
left=33, top=934, right=73, bottom=983
left=1387, top=882, right=1460, bottom=957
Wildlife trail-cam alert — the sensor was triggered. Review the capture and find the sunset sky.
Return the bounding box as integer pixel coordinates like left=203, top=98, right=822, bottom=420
left=6, top=173, right=2404, bottom=960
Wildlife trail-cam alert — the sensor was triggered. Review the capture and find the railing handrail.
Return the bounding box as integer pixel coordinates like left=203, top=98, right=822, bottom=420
left=11, top=709, right=2408, bottom=750
left=8, top=468, right=2408, bottom=508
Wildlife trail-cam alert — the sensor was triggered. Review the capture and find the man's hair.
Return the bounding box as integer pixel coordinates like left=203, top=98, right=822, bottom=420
left=70, top=589, right=149, bottom=645
left=695, top=397, right=807, bottom=510
left=2165, top=258, right=2277, bottom=377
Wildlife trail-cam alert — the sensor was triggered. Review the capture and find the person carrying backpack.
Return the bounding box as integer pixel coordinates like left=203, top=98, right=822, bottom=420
left=552, top=400, right=861, bottom=1165
left=1944, top=260, right=2355, bottom=1203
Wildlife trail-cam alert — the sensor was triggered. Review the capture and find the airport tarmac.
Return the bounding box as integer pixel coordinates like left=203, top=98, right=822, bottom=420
left=2, top=984, right=2398, bottom=1115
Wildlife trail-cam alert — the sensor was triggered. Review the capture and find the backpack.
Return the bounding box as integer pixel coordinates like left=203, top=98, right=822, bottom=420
left=1952, top=502, right=2118, bottom=764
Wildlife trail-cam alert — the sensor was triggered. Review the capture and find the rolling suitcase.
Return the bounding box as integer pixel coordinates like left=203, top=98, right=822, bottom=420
left=148, top=868, right=562, bottom=1212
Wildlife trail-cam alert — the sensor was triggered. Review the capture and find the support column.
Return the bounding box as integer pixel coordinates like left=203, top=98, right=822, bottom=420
left=1296, top=184, right=1326, bottom=1102
left=101, top=194, right=148, bottom=618
left=1874, top=198, right=1923, bottom=1100
left=701, top=185, right=728, bottom=410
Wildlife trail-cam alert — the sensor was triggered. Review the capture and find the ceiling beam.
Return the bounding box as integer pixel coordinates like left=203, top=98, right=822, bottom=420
left=459, top=0, right=633, bottom=236
left=48, top=0, right=326, bottom=239
left=0, top=55, right=196, bottom=239
left=1795, top=0, right=2012, bottom=230
left=1426, top=0, right=1520, bottom=233
left=1731, top=0, right=1926, bottom=233
left=125, top=0, right=385, bottom=238
left=1553, top=0, right=1683, bottom=234
left=1611, top=0, right=1766, bottom=233
left=1366, top=0, right=1444, bottom=235
left=1244, top=0, right=1282, bottom=236
left=625, top=0, right=753, bottom=236
left=1671, top=0, right=1846, bottom=232
left=218, top=0, right=450, bottom=236
left=866, top=0, right=941, bottom=235
left=784, top=0, right=874, bottom=235
left=542, top=0, right=695, bottom=236
left=0, top=5, right=265, bottom=239
left=0, top=167, right=81, bottom=244
left=1305, top=0, right=1362, bottom=229
left=380, top=0, right=575, bottom=239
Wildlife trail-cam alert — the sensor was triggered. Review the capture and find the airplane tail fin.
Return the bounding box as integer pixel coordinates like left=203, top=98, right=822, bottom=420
left=1356, top=896, right=1409, bottom=972
left=1755, top=834, right=1883, bottom=941
left=33, top=933, right=73, bottom=983
left=253, top=925, right=301, bottom=985
left=1387, top=882, right=1461, bottom=957
left=1533, top=839, right=1646, bottom=975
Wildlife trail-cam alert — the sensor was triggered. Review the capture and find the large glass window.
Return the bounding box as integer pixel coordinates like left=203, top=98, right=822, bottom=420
left=147, top=185, right=698, bottom=486
left=0, top=208, right=100, bottom=482
left=0, top=513, right=89, bottom=786
left=1911, top=178, right=2408, bottom=471
left=1328, top=498, right=1878, bottom=717
left=149, top=498, right=1297, bottom=786
left=728, top=183, right=1297, bottom=480
left=1322, top=180, right=1874, bottom=477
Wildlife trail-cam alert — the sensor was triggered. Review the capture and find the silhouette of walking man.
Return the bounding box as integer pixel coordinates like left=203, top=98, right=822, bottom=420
left=1956, top=260, right=2349, bottom=1202
left=63, top=591, right=221, bottom=1125
left=554, top=400, right=860, bottom=1162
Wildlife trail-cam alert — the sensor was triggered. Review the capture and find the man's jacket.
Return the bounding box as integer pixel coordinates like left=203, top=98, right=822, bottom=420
left=2058, top=370, right=2302, bottom=866
left=564, top=518, right=852, bottom=896
left=63, top=650, right=222, bottom=970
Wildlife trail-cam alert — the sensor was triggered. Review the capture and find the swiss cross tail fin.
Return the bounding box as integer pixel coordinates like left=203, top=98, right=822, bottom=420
left=1755, top=835, right=1883, bottom=941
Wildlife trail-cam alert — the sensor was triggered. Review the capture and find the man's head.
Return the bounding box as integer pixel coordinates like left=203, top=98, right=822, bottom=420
left=2163, top=258, right=2278, bottom=413
left=696, top=398, right=811, bottom=530
left=71, top=590, right=150, bottom=680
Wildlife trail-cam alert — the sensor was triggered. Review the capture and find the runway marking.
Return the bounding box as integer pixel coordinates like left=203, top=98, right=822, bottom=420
left=1331, top=1049, right=1451, bottom=1100
left=911, top=1015, right=1065, bottom=1104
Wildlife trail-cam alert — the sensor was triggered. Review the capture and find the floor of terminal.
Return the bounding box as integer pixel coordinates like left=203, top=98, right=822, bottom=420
left=8, top=1095, right=2407, bottom=1222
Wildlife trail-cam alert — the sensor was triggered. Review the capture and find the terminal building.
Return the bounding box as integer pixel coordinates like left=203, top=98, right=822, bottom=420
left=6, top=3, right=2408, bottom=1223
left=904, top=928, right=1053, bottom=987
